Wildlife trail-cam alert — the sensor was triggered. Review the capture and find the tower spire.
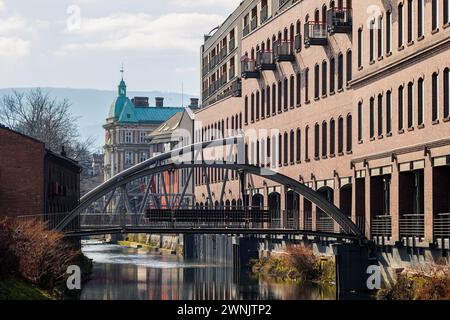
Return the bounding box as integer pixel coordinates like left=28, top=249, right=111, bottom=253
left=120, top=62, right=124, bottom=80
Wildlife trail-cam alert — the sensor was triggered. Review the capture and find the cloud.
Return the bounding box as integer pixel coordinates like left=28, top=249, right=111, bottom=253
left=57, top=12, right=224, bottom=54
left=0, top=37, right=30, bottom=58
left=170, top=0, right=242, bottom=11
left=0, top=15, right=28, bottom=33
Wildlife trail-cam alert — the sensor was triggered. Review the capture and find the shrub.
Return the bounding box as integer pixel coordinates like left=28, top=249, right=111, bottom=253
left=286, top=245, right=321, bottom=281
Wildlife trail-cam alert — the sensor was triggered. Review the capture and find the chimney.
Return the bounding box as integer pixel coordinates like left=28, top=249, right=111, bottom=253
left=189, top=98, right=199, bottom=109
left=155, top=97, right=164, bottom=107
left=132, top=97, right=149, bottom=107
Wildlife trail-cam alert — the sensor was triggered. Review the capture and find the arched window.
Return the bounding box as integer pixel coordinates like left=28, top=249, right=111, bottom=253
left=357, top=28, right=363, bottom=68
left=346, top=114, right=352, bottom=152
left=305, top=126, right=310, bottom=160
left=279, top=133, right=283, bottom=166
left=322, top=121, right=328, bottom=157
left=377, top=16, right=383, bottom=59
left=417, top=78, right=424, bottom=126
left=369, top=18, right=375, bottom=62
left=256, top=140, right=260, bottom=166
left=444, top=68, right=449, bottom=118
left=266, top=85, right=271, bottom=117
left=418, top=0, right=424, bottom=38
left=231, top=115, right=235, bottom=131
left=266, top=137, right=271, bottom=166
left=256, top=91, right=260, bottom=121
left=296, top=128, right=301, bottom=162
left=314, top=123, right=320, bottom=159
left=398, top=85, right=404, bottom=130
left=235, top=114, right=239, bottom=131
left=322, top=60, right=328, bottom=96
left=370, top=97, right=375, bottom=138
left=284, top=132, right=289, bottom=165
left=314, top=64, right=320, bottom=99
left=330, top=118, right=336, bottom=155
left=330, top=57, right=336, bottom=93
left=244, top=96, right=249, bottom=124
left=346, top=50, right=352, bottom=83
left=338, top=53, right=344, bottom=90
left=432, top=72, right=439, bottom=122
left=251, top=93, right=255, bottom=122
left=296, top=72, right=301, bottom=107
left=432, top=0, right=438, bottom=30
left=272, top=83, right=277, bottom=115
left=377, top=94, right=383, bottom=137
left=407, top=0, right=413, bottom=43
left=239, top=113, right=242, bottom=129
left=278, top=80, right=282, bottom=113
left=284, top=78, right=289, bottom=110
left=290, top=130, right=295, bottom=164
left=398, top=3, right=404, bottom=47
left=261, top=88, right=265, bottom=119
left=386, top=90, right=392, bottom=134
left=338, top=117, right=344, bottom=154
left=290, top=75, right=295, bottom=108
left=305, top=68, right=310, bottom=102
left=386, top=11, right=392, bottom=54
left=407, top=81, right=414, bottom=128
left=358, top=101, right=363, bottom=141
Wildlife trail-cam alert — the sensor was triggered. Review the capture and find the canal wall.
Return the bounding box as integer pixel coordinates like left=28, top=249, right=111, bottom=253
left=183, top=234, right=234, bottom=266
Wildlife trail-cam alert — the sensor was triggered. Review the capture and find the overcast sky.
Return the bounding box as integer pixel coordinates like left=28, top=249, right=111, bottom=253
left=0, top=0, right=242, bottom=95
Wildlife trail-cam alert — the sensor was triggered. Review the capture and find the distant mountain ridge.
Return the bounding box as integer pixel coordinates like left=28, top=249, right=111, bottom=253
left=0, top=87, right=197, bottom=151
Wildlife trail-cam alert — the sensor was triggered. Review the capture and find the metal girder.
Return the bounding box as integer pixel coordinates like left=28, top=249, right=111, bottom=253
left=56, top=138, right=363, bottom=239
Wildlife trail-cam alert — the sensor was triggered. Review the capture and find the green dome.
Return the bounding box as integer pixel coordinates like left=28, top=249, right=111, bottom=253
left=108, top=96, right=131, bottom=119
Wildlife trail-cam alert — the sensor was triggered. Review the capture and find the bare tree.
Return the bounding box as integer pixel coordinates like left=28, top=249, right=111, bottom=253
left=0, top=88, right=94, bottom=161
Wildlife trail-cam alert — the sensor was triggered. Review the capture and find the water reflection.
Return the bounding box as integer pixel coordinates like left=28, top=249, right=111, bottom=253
left=80, top=245, right=335, bottom=301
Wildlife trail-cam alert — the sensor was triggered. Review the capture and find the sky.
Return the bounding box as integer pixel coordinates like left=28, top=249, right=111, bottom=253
left=0, top=0, right=242, bottom=95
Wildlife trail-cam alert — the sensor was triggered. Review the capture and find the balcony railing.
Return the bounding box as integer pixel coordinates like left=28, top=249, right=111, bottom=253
left=304, top=216, right=313, bottom=231
left=260, top=6, right=269, bottom=24
left=294, top=33, right=302, bottom=52
left=434, top=213, right=450, bottom=240
left=399, top=214, right=425, bottom=239
left=284, top=210, right=299, bottom=229
left=273, top=40, right=295, bottom=62
left=304, top=22, right=328, bottom=46
left=327, top=7, right=353, bottom=34
left=243, top=24, right=250, bottom=37
left=316, top=216, right=335, bottom=233
left=371, top=215, right=392, bottom=238
left=241, top=57, right=259, bottom=79
left=229, top=38, right=236, bottom=52
left=256, top=50, right=276, bottom=71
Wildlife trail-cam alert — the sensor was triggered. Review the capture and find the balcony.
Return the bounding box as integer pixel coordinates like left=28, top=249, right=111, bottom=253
left=229, top=38, right=236, bottom=52
left=399, top=214, right=425, bottom=241
left=327, top=7, right=353, bottom=34
left=273, top=40, right=295, bottom=62
left=229, top=67, right=235, bottom=80
left=256, top=50, right=276, bottom=71
left=243, top=24, right=250, bottom=37
left=304, top=22, right=328, bottom=46
left=316, top=216, right=335, bottom=233
left=220, top=47, right=228, bottom=61
left=241, top=57, right=259, bottom=79
left=251, top=17, right=258, bottom=31
left=434, top=213, right=450, bottom=247
left=260, top=6, right=269, bottom=24
left=219, top=74, right=227, bottom=87
left=371, top=215, right=392, bottom=238
left=294, top=33, right=302, bottom=52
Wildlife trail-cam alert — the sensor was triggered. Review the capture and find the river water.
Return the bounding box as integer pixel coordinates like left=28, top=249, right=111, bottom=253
left=80, top=244, right=336, bottom=300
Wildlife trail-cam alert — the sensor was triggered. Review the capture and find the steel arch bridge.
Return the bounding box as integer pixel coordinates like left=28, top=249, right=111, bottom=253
left=56, top=138, right=365, bottom=241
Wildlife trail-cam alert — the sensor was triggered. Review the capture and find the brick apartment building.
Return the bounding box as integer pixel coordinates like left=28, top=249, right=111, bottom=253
left=0, top=125, right=81, bottom=223
left=194, top=0, right=450, bottom=249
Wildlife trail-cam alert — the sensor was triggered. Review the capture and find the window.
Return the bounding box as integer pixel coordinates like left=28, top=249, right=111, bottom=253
left=290, top=130, right=295, bottom=164
left=284, top=78, right=288, bottom=110
left=330, top=58, right=336, bottom=93
left=378, top=94, right=383, bottom=137
left=377, top=16, right=383, bottom=58
left=398, top=3, right=404, bottom=47
left=139, top=131, right=147, bottom=143
left=251, top=93, right=255, bottom=122
left=358, top=28, right=363, bottom=68
left=272, top=84, right=277, bottom=115
left=322, top=61, right=327, bottom=96
left=346, top=50, right=352, bottom=83
left=296, top=73, right=301, bottom=107
left=408, top=82, right=414, bottom=128
left=261, top=89, right=266, bottom=118
left=386, top=11, right=392, bottom=54
left=418, top=0, right=424, bottom=38
left=370, top=18, right=375, bottom=62
left=338, top=53, right=344, bottom=90
left=386, top=90, right=392, bottom=134
left=279, top=133, right=284, bottom=166
left=407, top=0, right=413, bottom=43
left=125, top=151, right=133, bottom=165
left=358, top=102, right=363, bottom=141
left=432, top=0, right=438, bottom=30
left=370, top=97, right=375, bottom=138
left=445, top=0, right=450, bottom=24
left=338, top=117, right=344, bottom=154
left=346, top=115, right=352, bottom=152
left=398, top=85, right=404, bottom=130
left=305, top=126, right=310, bottom=160
left=431, top=73, right=439, bottom=122
left=314, top=124, right=320, bottom=159
left=125, top=131, right=132, bottom=143
left=445, top=68, right=449, bottom=118
left=290, top=76, right=295, bottom=108
left=278, top=81, right=282, bottom=112
left=256, top=91, right=260, bottom=121
left=314, top=64, right=320, bottom=99
left=245, top=96, right=248, bottom=124
left=305, top=68, right=310, bottom=102
left=417, top=78, right=424, bottom=126
left=140, top=152, right=148, bottom=163
left=322, top=122, right=328, bottom=157
left=296, top=129, right=301, bottom=162
left=330, top=119, right=336, bottom=155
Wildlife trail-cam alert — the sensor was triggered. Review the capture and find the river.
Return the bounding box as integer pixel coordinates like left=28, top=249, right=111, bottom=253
left=80, top=244, right=336, bottom=300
